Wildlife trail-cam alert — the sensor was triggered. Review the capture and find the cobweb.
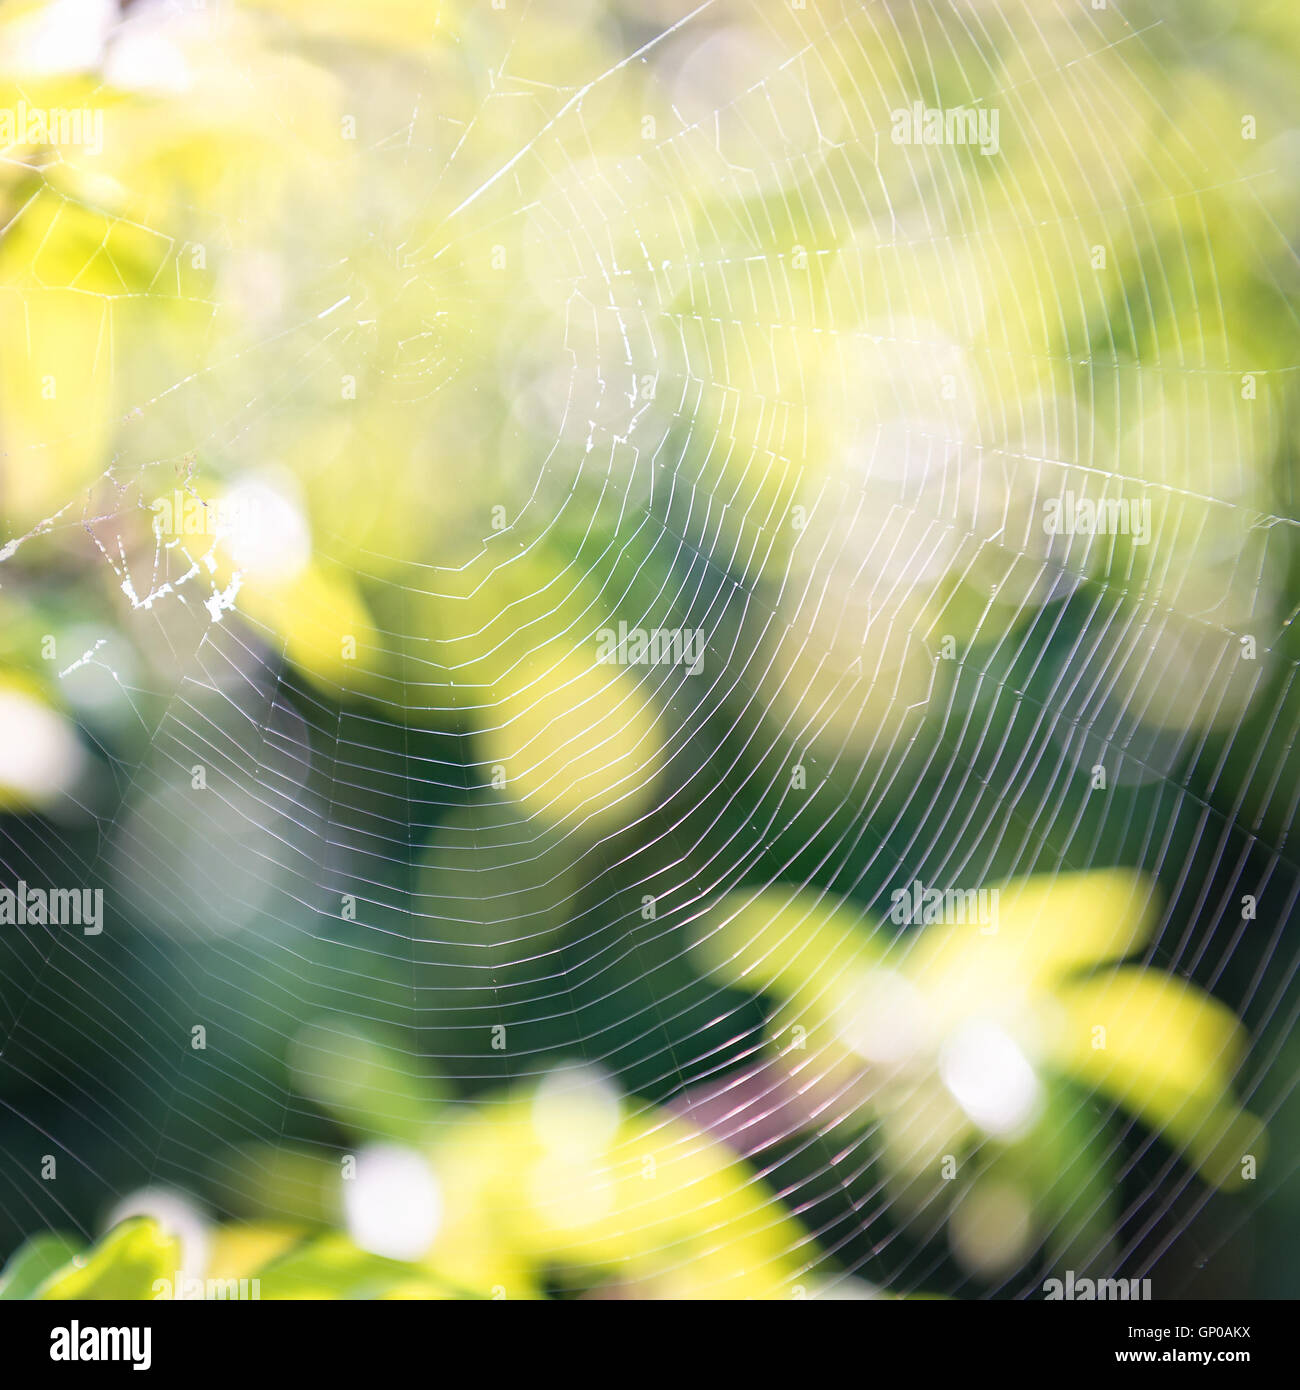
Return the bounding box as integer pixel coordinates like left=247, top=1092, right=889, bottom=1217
left=0, top=0, right=1297, bottom=1298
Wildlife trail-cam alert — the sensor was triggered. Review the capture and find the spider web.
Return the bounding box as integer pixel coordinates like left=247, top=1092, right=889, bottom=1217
left=0, top=0, right=1297, bottom=1298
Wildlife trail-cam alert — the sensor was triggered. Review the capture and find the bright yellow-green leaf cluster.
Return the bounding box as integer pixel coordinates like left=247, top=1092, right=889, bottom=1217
left=697, top=870, right=1265, bottom=1204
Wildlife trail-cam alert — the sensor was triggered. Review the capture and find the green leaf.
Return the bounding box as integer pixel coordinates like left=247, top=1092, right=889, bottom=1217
left=253, top=1232, right=470, bottom=1299
left=36, top=1219, right=180, bottom=1301
left=289, top=1020, right=443, bottom=1146
left=0, top=1234, right=84, bottom=1300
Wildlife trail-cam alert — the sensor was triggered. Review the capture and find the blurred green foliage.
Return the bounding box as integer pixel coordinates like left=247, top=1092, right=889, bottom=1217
left=0, top=0, right=1297, bottom=1298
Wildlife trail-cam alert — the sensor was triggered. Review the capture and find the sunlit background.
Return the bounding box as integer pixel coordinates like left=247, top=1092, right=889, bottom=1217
left=0, top=0, right=1297, bottom=1299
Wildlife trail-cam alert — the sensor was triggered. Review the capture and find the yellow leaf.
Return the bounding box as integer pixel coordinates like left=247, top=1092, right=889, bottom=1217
left=1052, top=968, right=1263, bottom=1187
left=482, top=644, right=663, bottom=833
